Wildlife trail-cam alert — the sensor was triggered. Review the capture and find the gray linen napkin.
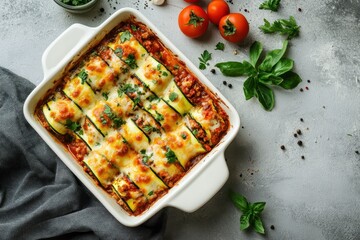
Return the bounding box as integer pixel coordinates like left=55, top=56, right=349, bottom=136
left=0, top=67, right=167, bottom=240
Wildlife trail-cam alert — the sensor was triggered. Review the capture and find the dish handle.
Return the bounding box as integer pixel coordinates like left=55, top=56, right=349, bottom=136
left=41, top=24, right=95, bottom=78
left=166, top=152, right=229, bottom=212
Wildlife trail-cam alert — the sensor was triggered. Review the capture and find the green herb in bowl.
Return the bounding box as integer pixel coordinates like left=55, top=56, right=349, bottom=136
left=61, top=0, right=92, bottom=6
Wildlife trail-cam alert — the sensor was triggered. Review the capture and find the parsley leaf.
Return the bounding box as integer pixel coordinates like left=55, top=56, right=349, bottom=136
left=103, top=105, right=125, bottom=128
left=65, top=119, right=81, bottom=132
left=187, top=10, right=204, bottom=27
left=199, top=50, right=212, bottom=70
left=140, top=149, right=153, bottom=164
left=120, top=31, right=131, bottom=43
left=78, top=69, right=88, bottom=84
left=181, top=133, right=187, bottom=139
left=259, top=0, right=281, bottom=11
left=124, top=54, right=138, bottom=69
left=133, top=97, right=141, bottom=109
left=216, top=41, right=301, bottom=111
left=215, top=42, right=225, bottom=51
left=229, top=190, right=266, bottom=235
left=169, top=92, right=178, bottom=102
left=165, top=147, right=177, bottom=163
left=143, top=124, right=160, bottom=134
left=155, top=111, right=164, bottom=122
left=114, top=48, right=123, bottom=58
left=148, top=191, right=154, bottom=196
left=131, top=24, right=138, bottom=31
left=259, top=16, right=300, bottom=40
left=102, top=92, right=109, bottom=100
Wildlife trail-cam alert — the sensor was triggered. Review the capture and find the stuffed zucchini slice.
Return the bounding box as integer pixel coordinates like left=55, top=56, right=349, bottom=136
left=101, top=131, right=168, bottom=201
left=83, top=151, right=119, bottom=188
left=189, top=98, right=226, bottom=146
left=97, top=46, right=130, bottom=83
left=134, top=56, right=173, bottom=97
left=131, top=109, right=162, bottom=140
left=112, top=173, right=149, bottom=213
left=165, top=124, right=207, bottom=169
left=62, top=74, right=96, bottom=110
left=86, top=101, right=126, bottom=137
left=107, top=31, right=149, bottom=70
left=42, top=96, right=83, bottom=135
left=144, top=99, right=181, bottom=132
left=140, top=141, right=185, bottom=187
left=83, top=152, right=147, bottom=213
left=79, top=54, right=117, bottom=92
left=75, top=117, right=104, bottom=150
left=163, top=80, right=193, bottom=116
left=118, top=76, right=154, bottom=108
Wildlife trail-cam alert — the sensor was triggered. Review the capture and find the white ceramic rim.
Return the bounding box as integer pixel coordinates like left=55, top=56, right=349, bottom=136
left=23, top=8, right=240, bottom=227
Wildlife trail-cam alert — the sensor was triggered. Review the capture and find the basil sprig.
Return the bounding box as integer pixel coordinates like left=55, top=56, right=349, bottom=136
left=229, top=190, right=266, bottom=234
left=215, top=41, right=301, bottom=111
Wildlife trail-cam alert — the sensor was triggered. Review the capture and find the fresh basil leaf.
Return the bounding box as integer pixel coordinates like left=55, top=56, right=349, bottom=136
left=229, top=190, right=249, bottom=212
left=251, top=202, right=266, bottom=214
left=279, top=71, right=302, bottom=89
left=240, top=214, right=251, bottom=230
left=215, top=61, right=255, bottom=77
left=272, top=58, right=294, bottom=76
left=259, top=73, right=283, bottom=85
left=255, top=83, right=275, bottom=111
left=249, top=41, right=263, bottom=67
left=253, top=215, right=265, bottom=234
left=259, top=40, right=288, bottom=72
left=243, top=77, right=256, bottom=100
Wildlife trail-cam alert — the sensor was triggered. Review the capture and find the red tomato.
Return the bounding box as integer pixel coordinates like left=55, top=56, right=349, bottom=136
left=207, top=0, right=230, bottom=25
left=219, top=13, right=249, bottom=43
left=178, top=5, right=209, bottom=38
left=184, top=0, right=199, bottom=2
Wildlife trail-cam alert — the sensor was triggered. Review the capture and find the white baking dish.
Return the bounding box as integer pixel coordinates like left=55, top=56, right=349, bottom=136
left=23, top=8, right=240, bottom=227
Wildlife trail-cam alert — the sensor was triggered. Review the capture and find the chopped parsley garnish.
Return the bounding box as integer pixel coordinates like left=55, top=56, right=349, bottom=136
left=114, top=48, right=123, bottom=58
left=124, top=54, right=138, bottom=69
left=181, top=133, right=187, bottom=139
left=165, top=147, right=177, bottom=163
left=199, top=50, right=212, bottom=70
left=192, top=129, right=198, bottom=135
left=103, top=105, right=125, bottom=128
left=131, top=25, right=138, bottom=31
left=65, top=119, right=81, bottom=132
left=78, top=69, right=88, bottom=84
left=140, top=149, right=153, bottom=164
left=78, top=129, right=84, bottom=135
left=259, top=0, right=281, bottom=11
left=174, top=65, right=179, bottom=70
left=169, top=92, right=178, bottom=102
left=133, top=97, right=141, bottom=109
left=162, top=71, right=169, bottom=77
left=155, top=111, right=164, bottom=122
left=102, top=92, right=109, bottom=100
left=95, top=142, right=100, bottom=146
left=157, top=64, right=161, bottom=71
left=215, top=42, right=225, bottom=51
left=120, top=30, right=131, bottom=43
left=147, top=95, right=159, bottom=102
left=120, top=84, right=138, bottom=94
left=143, top=124, right=158, bottom=134
left=148, top=191, right=154, bottom=196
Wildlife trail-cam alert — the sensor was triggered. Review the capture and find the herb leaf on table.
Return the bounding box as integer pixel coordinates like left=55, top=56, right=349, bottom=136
left=229, top=190, right=266, bottom=234
left=199, top=50, right=212, bottom=70
left=215, top=42, right=225, bottom=51
left=215, top=41, right=302, bottom=111
left=259, top=0, right=281, bottom=11
left=259, top=16, right=301, bottom=40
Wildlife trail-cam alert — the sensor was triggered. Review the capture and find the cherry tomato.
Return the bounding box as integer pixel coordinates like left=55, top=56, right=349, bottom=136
left=184, top=0, right=199, bottom=3
left=178, top=5, right=209, bottom=38
left=207, top=0, right=230, bottom=25
left=219, top=13, right=249, bottom=43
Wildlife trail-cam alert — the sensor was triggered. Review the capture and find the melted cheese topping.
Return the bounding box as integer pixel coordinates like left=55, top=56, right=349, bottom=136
left=63, top=77, right=96, bottom=110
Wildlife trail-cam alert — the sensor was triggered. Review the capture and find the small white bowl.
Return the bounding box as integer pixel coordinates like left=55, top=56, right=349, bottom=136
left=53, top=0, right=98, bottom=14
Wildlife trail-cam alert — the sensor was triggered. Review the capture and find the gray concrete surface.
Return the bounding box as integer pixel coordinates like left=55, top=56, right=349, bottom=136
left=1, top=0, right=359, bottom=239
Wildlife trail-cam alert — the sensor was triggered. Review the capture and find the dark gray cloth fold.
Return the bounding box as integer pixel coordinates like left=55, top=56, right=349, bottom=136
left=0, top=67, right=167, bottom=240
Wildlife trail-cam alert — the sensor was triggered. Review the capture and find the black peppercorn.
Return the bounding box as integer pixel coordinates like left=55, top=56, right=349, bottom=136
left=270, top=225, right=275, bottom=230
left=228, top=84, right=233, bottom=89
left=281, top=145, right=285, bottom=150
left=301, top=155, right=305, bottom=160
left=223, top=81, right=227, bottom=86
left=297, top=140, right=303, bottom=146
left=297, top=129, right=302, bottom=135
left=211, top=69, right=216, bottom=74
